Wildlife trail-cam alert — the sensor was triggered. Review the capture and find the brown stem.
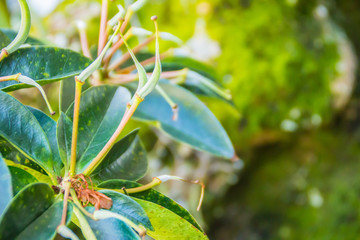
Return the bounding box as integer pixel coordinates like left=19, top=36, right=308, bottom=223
left=108, top=35, right=155, bottom=71
left=98, top=0, right=109, bottom=56
left=60, top=181, right=71, bottom=225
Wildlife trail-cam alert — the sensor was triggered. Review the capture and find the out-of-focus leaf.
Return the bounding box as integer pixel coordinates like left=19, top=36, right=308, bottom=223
left=0, top=46, right=91, bottom=91
left=99, top=190, right=153, bottom=230
left=59, top=77, right=91, bottom=112
left=28, top=107, right=63, bottom=176
left=98, top=179, right=203, bottom=232
left=0, top=91, right=56, bottom=177
left=135, top=198, right=208, bottom=240
left=0, top=28, right=44, bottom=45
left=130, top=82, right=235, bottom=158
left=85, top=207, right=140, bottom=240
left=0, top=155, right=12, bottom=216
left=91, top=129, right=148, bottom=182
left=8, top=166, right=37, bottom=195
left=0, top=183, right=70, bottom=239
left=66, top=86, right=131, bottom=173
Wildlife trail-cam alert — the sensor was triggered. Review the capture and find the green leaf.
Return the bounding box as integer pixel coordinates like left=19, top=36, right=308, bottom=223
left=66, top=86, right=131, bottom=173
left=91, top=129, right=148, bottom=182
left=0, top=183, right=59, bottom=239
left=135, top=198, right=208, bottom=240
left=57, top=112, right=73, bottom=167
left=0, top=46, right=91, bottom=91
left=85, top=207, right=140, bottom=240
left=59, top=77, right=91, bottom=112
left=5, top=160, right=52, bottom=186
left=8, top=166, right=37, bottom=195
left=99, top=190, right=153, bottom=230
left=131, top=82, right=235, bottom=158
left=0, top=28, right=44, bottom=45
left=0, top=137, right=47, bottom=175
left=16, top=201, right=72, bottom=240
left=28, top=106, right=63, bottom=176
left=0, top=155, right=12, bottom=216
left=98, top=179, right=203, bottom=232
left=0, top=91, right=56, bottom=178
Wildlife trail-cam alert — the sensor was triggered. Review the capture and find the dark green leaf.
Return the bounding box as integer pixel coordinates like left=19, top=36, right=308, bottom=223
left=0, top=28, right=45, bottom=45
left=57, top=112, right=73, bottom=167
left=135, top=198, right=208, bottom=240
left=8, top=166, right=37, bottom=195
left=0, top=137, right=47, bottom=175
left=6, top=161, right=52, bottom=186
left=66, top=86, right=131, bottom=173
left=99, top=190, right=153, bottom=230
left=28, top=106, right=63, bottom=176
left=131, top=82, right=235, bottom=158
left=0, top=91, right=56, bottom=177
left=16, top=201, right=72, bottom=240
left=92, top=129, right=147, bottom=182
left=85, top=207, right=140, bottom=240
left=59, top=77, right=91, bottom=112
left=0, top=155, right=12, bottom=216
left=0, top=46, right=91, bottom=91
left=98, top=179, right=203, bottom=232
left=0, top=183, right=54, bottom=239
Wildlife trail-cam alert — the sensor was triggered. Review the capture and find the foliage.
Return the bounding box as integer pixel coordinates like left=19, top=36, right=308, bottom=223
left=0, top=0, right=235, bottom=239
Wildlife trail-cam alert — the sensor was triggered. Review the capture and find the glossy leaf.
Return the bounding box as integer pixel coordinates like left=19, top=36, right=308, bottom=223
left=5, top=160, right=52, bottom=186
left=98, top=179, right=203, bottom=232
left=85, top=207, right=140, bottom=240
left=131, top=82, right=235, bottom=158
left=8, top=166, right=37, bottom=195
left=57, top=112, right=73, bottom=167
left=99, top=190, right=153, bottom=230
left=0, top=91, right=55, bottom=177
left=0, top=137, right=47, bottom=174
left=0, top=28, right=44, bottom=45
left=0, top=155, right=12, bottom=216
left=28, top=106, right=63, bottom=175
left=91, top=129, right=148, bottom=182
left=16, top=201, right=72, bottom=240
left=135, top=198, right=208, bottom=240
left=0, top=46, right=91, bottom=91
left=66, top=86, right=131, bottom=173
left=0, top=183, right=54, bottom=239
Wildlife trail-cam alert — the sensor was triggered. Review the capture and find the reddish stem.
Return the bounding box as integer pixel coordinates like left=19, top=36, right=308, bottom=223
left=98, top=0, right=109, bottom=56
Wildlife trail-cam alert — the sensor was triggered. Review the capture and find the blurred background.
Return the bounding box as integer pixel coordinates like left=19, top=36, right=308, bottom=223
left=2, top=0, right=360, bottom=239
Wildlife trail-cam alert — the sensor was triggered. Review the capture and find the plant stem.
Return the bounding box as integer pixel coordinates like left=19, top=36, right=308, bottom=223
left=82, top=95, right=143, bottom=176
left=60, top=181, right=71, bottom=225
left=94, top=177, right=162, bottom=194
left=69, top=78, right=84, bottom=176
left=0, top=73, right=20, bottom=82
left=108, top=69, right=187, bottom=84
left=77, top=23, right=91, bottom=59
left=70, top=189, right=97, bottom=220
left=108, top=35, right=155, bottom=71
left=117, top=49, right=173, bottom=74
left=98, top=0, right=109, bottom=56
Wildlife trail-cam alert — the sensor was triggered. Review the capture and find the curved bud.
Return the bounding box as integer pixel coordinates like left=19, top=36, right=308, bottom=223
left=77, top=20, right=122, bottom=82
left=17, top=75, right=55, bottom=115
left=118, top=25, right=147, bottom=91
left=131, top=27, right=153, bottom=37
left=130, top=0, right=149, bottom=12
left=137, top=16, right=162, bottom=98
left=159, top=32, right=183, bottom=45
left=3, top=0, right=31, bottom=55
left=108, top=4, right=125, bottom=28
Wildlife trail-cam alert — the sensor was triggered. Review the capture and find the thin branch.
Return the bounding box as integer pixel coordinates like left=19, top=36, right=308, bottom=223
left=98, top=0, right=109, bottom=56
